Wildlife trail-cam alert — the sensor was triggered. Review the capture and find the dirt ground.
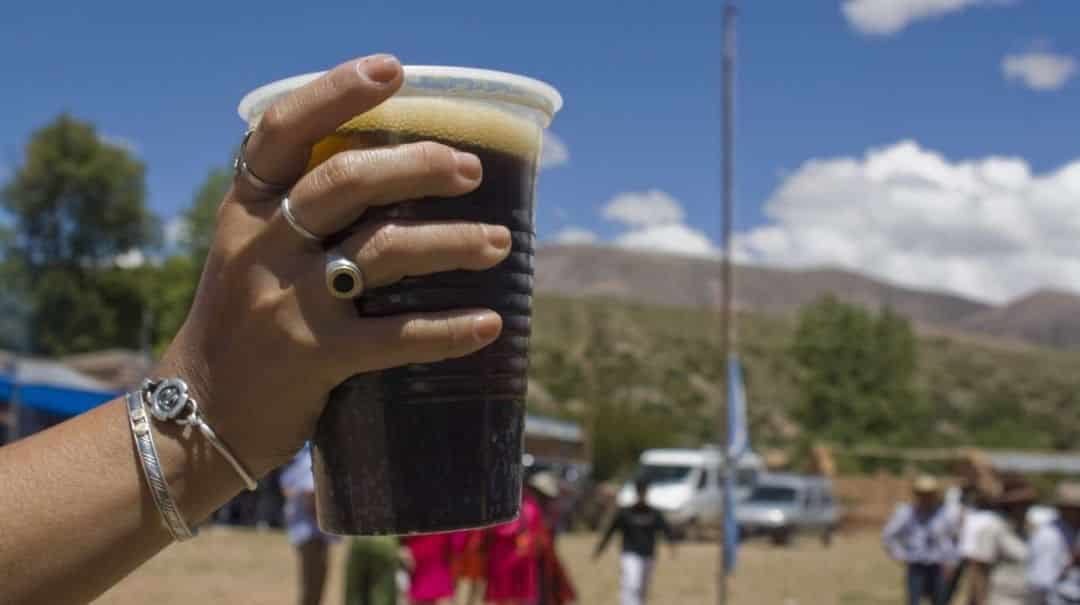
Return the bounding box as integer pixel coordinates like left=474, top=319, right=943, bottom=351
left=96, top=528, right=905, bottom=605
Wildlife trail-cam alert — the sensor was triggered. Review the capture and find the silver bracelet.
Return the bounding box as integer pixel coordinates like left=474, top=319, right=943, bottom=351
left=139, top=378, right=259, bottom=492
left=127, top=391, right=194, bottom=541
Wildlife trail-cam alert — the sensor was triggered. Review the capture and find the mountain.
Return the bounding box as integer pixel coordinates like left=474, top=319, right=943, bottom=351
left=958, top=289, right=1080, bottom=349
left=528, top=293, right=1080, bottom=477
left=533, top=244, right=1080, bottom=349
left=535, top=244, right=989, bottom=322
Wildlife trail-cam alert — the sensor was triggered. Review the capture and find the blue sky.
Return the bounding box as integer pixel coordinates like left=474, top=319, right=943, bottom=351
left=2, top=0, right=1079, bottom=302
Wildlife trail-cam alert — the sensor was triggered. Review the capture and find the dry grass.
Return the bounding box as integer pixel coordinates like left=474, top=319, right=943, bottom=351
left=96, top=528, right=904, bottom=605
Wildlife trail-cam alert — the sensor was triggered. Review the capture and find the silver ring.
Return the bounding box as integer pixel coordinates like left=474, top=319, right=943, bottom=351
left=325, top=251, right=365, bottom=299
left=233, top=130, right=291, bottom=195
left=280, top=196, right=323, bottom=242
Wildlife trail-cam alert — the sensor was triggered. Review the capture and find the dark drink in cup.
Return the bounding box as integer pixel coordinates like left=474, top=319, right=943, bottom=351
left=239, top=67, right=562, bottom=534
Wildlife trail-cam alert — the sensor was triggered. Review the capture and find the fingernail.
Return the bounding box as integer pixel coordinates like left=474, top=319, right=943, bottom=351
left=454, top=150, right=483, bottom=181
left=472, top=312, right=502, bottom=343
left=364, top=54, right=400, bottom=84
left=484, top=225, right=511, bottom=251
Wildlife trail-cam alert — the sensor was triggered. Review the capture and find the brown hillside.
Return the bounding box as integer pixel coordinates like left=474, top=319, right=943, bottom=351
left=535, top=244, right=989, bottom=323
left=959, top=289, right=1080, bottom=350
left=534, top=245, right=1080, bottom=350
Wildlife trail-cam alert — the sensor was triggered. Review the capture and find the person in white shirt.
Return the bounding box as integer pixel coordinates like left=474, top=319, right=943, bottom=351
left=1028, top=483, right=1080, bottom=605
left=945, top=485, right=991, bottom=603
left=882, top=476, right=960, bottom=605
left=281, top=445, right=340, bottom=605
left=965, top=478, right=1037, bottom=605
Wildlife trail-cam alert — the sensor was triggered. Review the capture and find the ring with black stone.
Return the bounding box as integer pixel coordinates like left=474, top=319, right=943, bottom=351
left=325, top=251, right=365, bottom=299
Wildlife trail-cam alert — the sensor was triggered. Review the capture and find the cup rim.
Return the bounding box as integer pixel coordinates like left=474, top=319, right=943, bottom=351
left=238, top=65, right=563, bottom=126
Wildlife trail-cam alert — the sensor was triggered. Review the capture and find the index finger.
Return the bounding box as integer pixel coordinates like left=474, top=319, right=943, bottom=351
left=238, top=54, right=404, bottom=201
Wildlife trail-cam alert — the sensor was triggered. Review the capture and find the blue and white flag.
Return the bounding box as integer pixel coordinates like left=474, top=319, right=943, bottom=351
left=727, top=356, right=749, bottom=459
left=723, top=355, right=749, bottom=574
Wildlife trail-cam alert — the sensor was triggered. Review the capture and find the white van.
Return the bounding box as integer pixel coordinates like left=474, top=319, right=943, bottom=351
left=616, top=447, right=764, bottom=535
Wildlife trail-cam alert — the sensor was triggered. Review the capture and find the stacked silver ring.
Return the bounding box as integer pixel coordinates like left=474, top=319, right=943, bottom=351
left=235, top=131, right=366, bottom=301
left=233, top=130, right=291, bottom=196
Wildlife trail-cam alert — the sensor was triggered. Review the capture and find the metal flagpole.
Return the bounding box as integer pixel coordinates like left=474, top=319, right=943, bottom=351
left=718, top=2, right=737, bottom=604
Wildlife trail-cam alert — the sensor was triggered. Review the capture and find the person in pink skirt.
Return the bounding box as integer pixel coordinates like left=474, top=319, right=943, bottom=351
left=485, top=487, right=545, bottom=605
left=404, top=534, right=455, bottom=605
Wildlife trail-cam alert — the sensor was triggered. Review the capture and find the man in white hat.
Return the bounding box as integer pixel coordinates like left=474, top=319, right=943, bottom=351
left=882, top=475, right=960, bottom=605
left=1027, top=482, right=1080, bottom=604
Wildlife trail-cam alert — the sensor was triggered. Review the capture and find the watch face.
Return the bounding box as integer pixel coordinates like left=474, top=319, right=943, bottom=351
left=149, top=378, right=189, bottom=421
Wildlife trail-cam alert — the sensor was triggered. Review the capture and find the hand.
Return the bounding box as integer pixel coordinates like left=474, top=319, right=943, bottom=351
left=158, top=54, right=507, bottom=478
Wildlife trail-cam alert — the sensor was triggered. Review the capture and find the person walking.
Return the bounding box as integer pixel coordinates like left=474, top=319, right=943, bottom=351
left=1028, top=483, right=1080, bottom=605
left=882, top=475, right=960, bottom=605
left=593, top=477, right=676, bottom=605
left=281, top=445, right=340, bottom=605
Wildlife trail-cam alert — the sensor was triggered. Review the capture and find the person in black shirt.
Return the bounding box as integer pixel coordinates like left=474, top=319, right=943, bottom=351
left=593, top=478, right=676, bottom=605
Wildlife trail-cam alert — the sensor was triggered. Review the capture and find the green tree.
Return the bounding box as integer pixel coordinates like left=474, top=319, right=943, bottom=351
left=1, top=115, right=155, bottom=354
left=790, top=296, right=925, bottom=447
left=142, top=165, right=231, bottom=352
left=146, top=256, right=199, bottom=353
left=184, top=167, right=230, bottom=270
left=2, top=115, right=152, bottom=271
left=31, top=270, right=116, bottom=355
left=0, top=226, right=32, bottom=350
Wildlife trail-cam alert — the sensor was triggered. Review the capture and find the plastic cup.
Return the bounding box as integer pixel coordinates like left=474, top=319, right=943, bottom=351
left=239, top=66, right=562, bottom=535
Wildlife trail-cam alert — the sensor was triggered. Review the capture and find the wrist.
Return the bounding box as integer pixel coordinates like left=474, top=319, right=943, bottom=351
left=148, top=338, right=264, bottom=521
left=155, top=331, right=283, bottom=479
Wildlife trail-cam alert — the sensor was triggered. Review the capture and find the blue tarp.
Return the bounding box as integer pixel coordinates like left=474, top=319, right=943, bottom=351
left=0, top=360, right=118, bottom=418
left=0, top=377, right=11, bottom=402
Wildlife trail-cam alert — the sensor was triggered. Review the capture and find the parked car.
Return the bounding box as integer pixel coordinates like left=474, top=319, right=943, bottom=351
left=617, top=447, right=764, bottom=538
left=735, top=473, right=839, bottom=547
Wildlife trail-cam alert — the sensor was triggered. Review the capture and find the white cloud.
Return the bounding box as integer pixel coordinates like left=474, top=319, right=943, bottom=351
left=615, top=223, right=716, bottom=258
left=603, top=189, right=685, bottom=227
left=540, top=131, right=569, bottom=170
left=101, top=133, right=141, bottom=155
left=842, top=0, right=998, bottom=36
left=545, top=189, right=718, bottom=258
left=736, top=140, right=1080, bottom=302
left=164, top=216, right=189, bottom=250
left=553, top=227, right=598, bottom=245
left=113, top=249, right=146, bottom=269
left=1002, top=51, right=1077, bottom=91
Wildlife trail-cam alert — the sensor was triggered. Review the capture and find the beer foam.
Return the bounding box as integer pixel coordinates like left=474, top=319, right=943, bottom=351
left=334, top=96, right=541, bottom=159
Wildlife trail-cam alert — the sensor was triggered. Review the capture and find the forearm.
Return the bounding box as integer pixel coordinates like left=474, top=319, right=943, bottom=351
left=0, top=396, right=242, bottom=604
